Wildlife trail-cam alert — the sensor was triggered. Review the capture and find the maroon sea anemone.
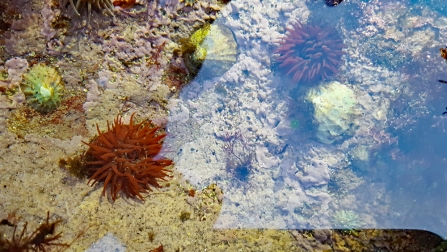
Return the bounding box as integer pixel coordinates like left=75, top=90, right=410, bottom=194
left=275, top=21, right=347, bottom=84
left=83, top=113, right=172, bottom=202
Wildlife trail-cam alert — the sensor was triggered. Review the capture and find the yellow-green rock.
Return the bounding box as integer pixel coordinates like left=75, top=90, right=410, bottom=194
left=307, top=81, right=359, bottom=144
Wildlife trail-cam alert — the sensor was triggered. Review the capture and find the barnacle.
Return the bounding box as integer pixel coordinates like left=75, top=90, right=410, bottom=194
left=20, top=64, right=64, bottom=113
left=83, top=113, right=173, bottom=202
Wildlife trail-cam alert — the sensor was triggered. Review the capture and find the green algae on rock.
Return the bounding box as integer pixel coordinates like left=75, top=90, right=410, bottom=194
left=21, top=64, right=65, bottom=113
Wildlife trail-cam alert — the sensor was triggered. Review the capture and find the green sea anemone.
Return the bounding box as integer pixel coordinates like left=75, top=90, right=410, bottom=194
left=21, top=64, right=64, bottom=113
left=181, top=23, right=238, bottom=78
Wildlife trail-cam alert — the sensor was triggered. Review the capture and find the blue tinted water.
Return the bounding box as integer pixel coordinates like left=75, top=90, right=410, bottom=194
left=169, top=0, right=447, bottom=238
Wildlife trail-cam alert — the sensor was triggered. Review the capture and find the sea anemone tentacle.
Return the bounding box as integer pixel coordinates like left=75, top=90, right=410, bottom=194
left=275, top=21, right=347, bottom=84
left=83, top=113, right=173, bottom=202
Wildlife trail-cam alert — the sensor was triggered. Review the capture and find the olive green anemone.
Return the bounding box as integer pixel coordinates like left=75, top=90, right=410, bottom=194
left=21, top=64, right=65, bottom=113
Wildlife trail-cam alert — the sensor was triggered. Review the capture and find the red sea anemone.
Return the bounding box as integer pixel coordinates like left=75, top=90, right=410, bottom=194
left=275, top=21, right=347, bottom=84
left=83, top=114, right=172, bottom=202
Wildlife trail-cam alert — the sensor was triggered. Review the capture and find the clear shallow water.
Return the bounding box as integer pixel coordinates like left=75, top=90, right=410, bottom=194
left=1, top=0, right=447, bottom=250
left=170, top=0, right=447, bottom=239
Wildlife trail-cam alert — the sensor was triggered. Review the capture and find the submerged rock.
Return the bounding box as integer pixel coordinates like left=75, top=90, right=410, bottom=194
left=307, top=81, right=359, bottom=144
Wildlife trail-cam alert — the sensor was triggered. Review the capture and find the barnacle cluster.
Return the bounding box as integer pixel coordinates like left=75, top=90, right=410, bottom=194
left=20, top=64, right=65, bottom=113
left=83, top=113, right=173, bottom=202
left=275, top=21, right=346, bottom=84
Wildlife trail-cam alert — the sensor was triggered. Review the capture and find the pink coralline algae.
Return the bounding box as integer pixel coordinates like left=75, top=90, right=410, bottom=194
left=1, top=58, right=29, bottom=90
